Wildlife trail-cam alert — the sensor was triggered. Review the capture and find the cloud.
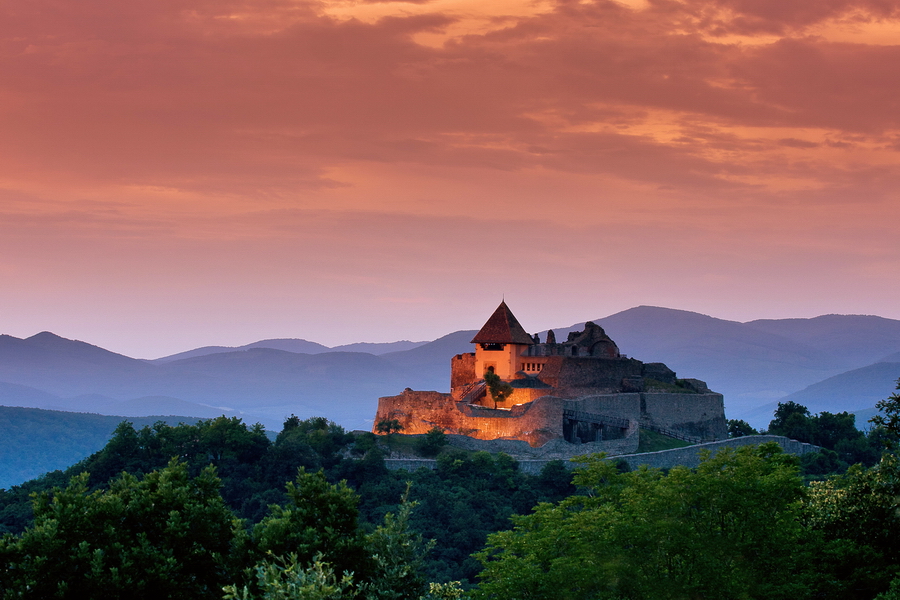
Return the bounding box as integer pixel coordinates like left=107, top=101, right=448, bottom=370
left=1, top=0, right=900, bottom=355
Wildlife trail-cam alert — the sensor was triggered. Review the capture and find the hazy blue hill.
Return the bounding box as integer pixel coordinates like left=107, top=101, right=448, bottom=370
left=152, top=339, right=427, bottom=363
left=6, top=308, right=900, bottom=434
left=381, top=330, right=476, bottom=367
left=380, top=330, right=477, bottom=390
left=850, top=406, right=882, bottom=428
left=0, top=338, right=414, bottom=429
left=152, top=338, right=332, bottom=363
left=44, top=394, right=257, bottom=421
left=155, top=348, right=415, bottom=428
left=0, top=406, right=201, bottom=489
left=0, top=332, right=159, bottom=397
left=331, top=340, right=427, bottom=354
left=151, top=345, right=250, bottom=363
left=769, top=361, right=900, bottom=415
left=744, top=314, right=900, bottom=369
left=0, top=381, right=61, bottom=407
left=583, top=307, right=846, bottom=413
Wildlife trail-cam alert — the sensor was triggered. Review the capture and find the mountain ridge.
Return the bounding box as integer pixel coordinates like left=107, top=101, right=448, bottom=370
left=3, top=306, right=900, bottom=431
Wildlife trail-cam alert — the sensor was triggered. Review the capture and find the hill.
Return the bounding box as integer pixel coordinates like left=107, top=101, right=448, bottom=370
left=0, top=406, right=201, bottom=489
left=3, top=307, right=900, bottom=433
left=741, top=361, right=900, bottom=428
left=152, top=338, right=427, bottom=363
left=586, top=307, right=900, bottom=419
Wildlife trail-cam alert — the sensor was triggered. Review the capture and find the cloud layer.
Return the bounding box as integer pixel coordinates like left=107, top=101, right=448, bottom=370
left=1, top=0, right=899, bottom=356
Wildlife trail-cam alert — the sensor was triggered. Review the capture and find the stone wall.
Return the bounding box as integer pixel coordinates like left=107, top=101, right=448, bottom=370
left=563, top=393, right=642, bottom=421
left=539, top=356, right=643, bottom=390
left=641, top=392, right=728, bottom=440
left=374, top=388, right=728, bottom=447
left=450, top=352, right=477, bottom=391
left=375, top=390, right=568, bottom=446
left=375, top=390, right=460, bottom=435
left=613, top=435, right=819, bottom=470
left=383, top=435, right=819, bottom=474
left=476, top=387, right=552, bottom=409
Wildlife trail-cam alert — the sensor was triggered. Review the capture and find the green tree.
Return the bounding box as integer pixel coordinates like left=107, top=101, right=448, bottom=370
left=376, top=419, right=403, bottom=437
left=376, top=419, right=404, bottom=453
left=360, top=486, right=435, bottom=600
left=228, top=485, right=433, bottom=600
left=252, top=468, right=369, bottom=580
left=223, top=553, right=354, bottom=600
left=727, top=418, right=758, bottom=437
left=0, top=459, right=245, bottom=600
left=475, top=444, right=808, bottom=600
left=870, top=378, right=900, bottom=447
left=768, top=401, right=813, bottom=442
left=805, top=453, right=900, bottom=599
left=483, top=372, right=513, bottom=409
left=416, top=427, right=448, bottom=458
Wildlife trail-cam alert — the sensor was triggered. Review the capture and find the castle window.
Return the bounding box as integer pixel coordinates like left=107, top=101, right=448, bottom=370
left=481, top=343, right=505, bottom=351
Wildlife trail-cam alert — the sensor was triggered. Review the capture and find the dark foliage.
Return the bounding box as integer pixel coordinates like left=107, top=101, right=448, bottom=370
left=727, top=418, right=758, bottom=437
left=767, top=401, right=881, bottom=474
left=0, top=415, right=575, bottom=585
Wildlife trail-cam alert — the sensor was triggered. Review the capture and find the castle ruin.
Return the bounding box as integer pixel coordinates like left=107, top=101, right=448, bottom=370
left=373, top=302, right=728, bottom=448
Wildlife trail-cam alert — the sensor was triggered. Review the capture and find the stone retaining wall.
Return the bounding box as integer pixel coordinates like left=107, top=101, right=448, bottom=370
left=383, top=435, right=818, bottom=474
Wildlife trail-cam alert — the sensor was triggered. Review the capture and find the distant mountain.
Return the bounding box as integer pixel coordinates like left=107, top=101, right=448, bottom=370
left=0, top=338, right=419, bottom=430
left=579, top=307, right=900, bottom=417
left=0, top=406, right=202, bottom=490
left=331, top=340, right=427, bottom=354
left=744, top=315, right=900, bottom=367
left=152, top=339, right=331, bottom=363
left=850, top=407, right=883, bottom=429
left=4, top=307, right=900, bottom=433
left=0, top=381, right=259, bottom=422
left=740, top=361, right=900, bottom=426
left=152, top=338, right=428, bottom=363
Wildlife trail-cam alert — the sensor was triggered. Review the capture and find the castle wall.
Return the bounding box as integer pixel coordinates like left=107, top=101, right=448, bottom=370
left=539, top=356, right=643, bottom=391
left=563, top=393, right=642, bottom=421
left=382, top=436, right=819, bottom=474
left=476, top=387, right=553, bottom=409
left=375, top=390, right=461, bottom=435
left=641, top=392, right=728, bottom=440
left=450, top=353, right=476, bottom=392
left=455, top=397, right=565, bottom=446
left=374, top=390, right=568, bottom=446
left=375, top=388, right=728, bottom=447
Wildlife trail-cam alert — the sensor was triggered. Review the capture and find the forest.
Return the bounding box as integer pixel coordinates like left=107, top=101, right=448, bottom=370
left=0, top=378, right=899, bottom=600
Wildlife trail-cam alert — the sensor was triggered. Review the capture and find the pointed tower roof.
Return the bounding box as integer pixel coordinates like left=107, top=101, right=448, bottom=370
left=471, top=301, right=535, bottom=345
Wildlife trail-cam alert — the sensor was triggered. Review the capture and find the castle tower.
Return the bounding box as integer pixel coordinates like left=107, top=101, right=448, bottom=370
left=471, top=301, right=534, bottom=381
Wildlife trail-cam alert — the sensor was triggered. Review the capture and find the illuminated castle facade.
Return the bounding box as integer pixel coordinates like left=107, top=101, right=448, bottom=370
left=374, top=302, right=727, bottom=447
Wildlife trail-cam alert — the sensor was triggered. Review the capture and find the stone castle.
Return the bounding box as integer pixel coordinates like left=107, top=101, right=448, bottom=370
left=373, top=302, right=727, bottom=448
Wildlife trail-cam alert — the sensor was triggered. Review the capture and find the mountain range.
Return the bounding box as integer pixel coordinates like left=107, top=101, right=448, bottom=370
left=1, top=307, right=899, bottom=435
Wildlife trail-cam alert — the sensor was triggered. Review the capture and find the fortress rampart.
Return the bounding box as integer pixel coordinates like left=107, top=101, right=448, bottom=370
left=373, top=302, right=728, bottom=448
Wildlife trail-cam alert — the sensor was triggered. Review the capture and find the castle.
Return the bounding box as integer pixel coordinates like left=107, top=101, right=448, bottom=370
left=373, top=302, right=728, bottom=448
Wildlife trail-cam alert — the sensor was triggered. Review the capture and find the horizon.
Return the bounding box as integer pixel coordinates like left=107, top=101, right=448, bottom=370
left=2, top=0, right=899, bottom=359
left=5, top=304, right=898, bottom=360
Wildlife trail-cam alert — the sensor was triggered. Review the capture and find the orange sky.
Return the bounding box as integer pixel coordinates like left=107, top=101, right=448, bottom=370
left=2, top=0, right=899, bottom=358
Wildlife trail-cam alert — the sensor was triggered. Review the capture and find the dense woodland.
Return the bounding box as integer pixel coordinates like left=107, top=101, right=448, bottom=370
left=0, top=379, right=899, bottom=599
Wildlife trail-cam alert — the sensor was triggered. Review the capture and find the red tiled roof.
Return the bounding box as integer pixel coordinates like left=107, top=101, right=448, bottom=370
left=470, top=301, right=535, bottom=345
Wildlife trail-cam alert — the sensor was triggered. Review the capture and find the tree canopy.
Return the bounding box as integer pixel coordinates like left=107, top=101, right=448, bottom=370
left=476, top=443, right=808, bottom=600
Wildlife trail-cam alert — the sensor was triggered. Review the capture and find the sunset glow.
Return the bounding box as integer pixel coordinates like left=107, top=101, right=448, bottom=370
left=2, top=0, right=899, bottom=357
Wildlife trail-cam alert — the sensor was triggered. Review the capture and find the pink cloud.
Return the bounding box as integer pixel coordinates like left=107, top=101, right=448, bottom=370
left=1, top=0, right=900, bottom=354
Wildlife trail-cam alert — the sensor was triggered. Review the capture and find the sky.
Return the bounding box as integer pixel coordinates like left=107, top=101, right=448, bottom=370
left=2, top=0, right=900, bottom=359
